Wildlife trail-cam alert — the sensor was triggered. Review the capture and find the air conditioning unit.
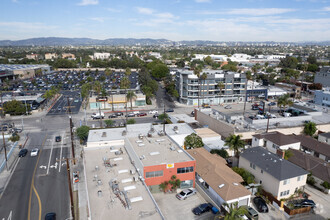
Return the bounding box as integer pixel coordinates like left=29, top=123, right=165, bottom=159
left=130, top=169, right=136, bottom=175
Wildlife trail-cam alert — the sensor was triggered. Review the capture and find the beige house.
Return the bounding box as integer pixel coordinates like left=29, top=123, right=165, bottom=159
left=187, top=148, right=251, bottom=208
left=62, top=53, right=75, bottom=59
left=45, top=53, right=58, bottom=60
left=239, top=147, right=308, bottom=200
left=252, top=131, right=301, bottom=154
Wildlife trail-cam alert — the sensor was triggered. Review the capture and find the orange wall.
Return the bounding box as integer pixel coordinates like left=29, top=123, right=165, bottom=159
left=144, top=161, right=196, bottom=187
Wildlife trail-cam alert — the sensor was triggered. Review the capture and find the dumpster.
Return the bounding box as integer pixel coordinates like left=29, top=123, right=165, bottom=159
left=211, top=206, right=219, bottom=214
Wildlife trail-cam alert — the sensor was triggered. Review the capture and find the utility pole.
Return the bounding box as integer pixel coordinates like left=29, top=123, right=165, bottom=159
left=0, top=90, right=4, bottom=118
left=67, top=97, right=75, bottom=165
left=66, top=158, right=75, bottom=220
left=266, top=105, right=271, bottom=133
left=243, top=78, right=248, bottom=117
left=2, top=131, right=8, bottom=171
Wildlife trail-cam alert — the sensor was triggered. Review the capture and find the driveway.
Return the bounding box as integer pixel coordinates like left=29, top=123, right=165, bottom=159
left=302, top=185, right=330, bottom=219
left=152, top=191, right=216, bottom=220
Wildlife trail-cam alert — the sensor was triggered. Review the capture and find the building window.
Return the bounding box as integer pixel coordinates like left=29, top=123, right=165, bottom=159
left=283, top=179, right=290, bottom=185
left=272, top=144, right=277, bottom=149
left=177, top=166, right=194, bottom=174
left=145, top=170, right=163, bottom=178
left=250, top=163, right=256, bottom=169
left=250, top=162, right=252, bottom=168
left=261, top=170, right=263, bottom=174
left=297, top=176, right=303, bottom=181
left=280, top=190, right=290, bottom=197
left=180, top=180, right=193, bottom=189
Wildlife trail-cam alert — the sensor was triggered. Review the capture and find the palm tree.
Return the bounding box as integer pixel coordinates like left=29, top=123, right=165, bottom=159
left=224, top=134, right=245, bottom=157
left=217, top=81, right=225, bottom=104
left=303, top=121, right=317, bottom=136
left=125, top=67, right=131, bottom=77
left=193, top=67, right=202, bottom=108
left=126, top=91, right=137, bottom=110
left=277, top=94, right=293, bottom=113
left=223, top=202, right=248, bottom=220
left=201, top=72, right=207, bottom=105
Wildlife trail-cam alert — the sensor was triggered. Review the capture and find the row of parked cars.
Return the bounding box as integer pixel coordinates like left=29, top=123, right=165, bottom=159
left=92, top=109, right=175, bottom=120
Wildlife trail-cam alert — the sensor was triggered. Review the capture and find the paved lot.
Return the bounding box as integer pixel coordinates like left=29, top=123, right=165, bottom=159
left=153, top=191, right=216, bottom=220
left=250, top=200, right=286, bottom=220
left=304, top=185, right=330, bottom=218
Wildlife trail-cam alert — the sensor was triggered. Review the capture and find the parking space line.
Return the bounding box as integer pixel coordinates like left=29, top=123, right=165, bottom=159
left=58, top=132, right=65, bottom=173
left=46, top=139, right=54, bottom=175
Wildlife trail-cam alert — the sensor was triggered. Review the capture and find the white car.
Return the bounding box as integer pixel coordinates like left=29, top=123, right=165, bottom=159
left=149, top=110, right=158, bottom=114
left=176, top=188, right=197, bottom=200
left=30, top=148, right=39, bottom=157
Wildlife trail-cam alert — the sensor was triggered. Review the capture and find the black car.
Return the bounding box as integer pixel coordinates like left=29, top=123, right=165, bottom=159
left=165, top=109, right=174, bottom=112
left=253, top=197, right=268, bottom=213
left=45, top=212, right=56, bottom=220
left=192, top=203, right=212, bottom=215
left=109, top=114, right=117, bottom=118
left=116, top=112, right=124, bottom=116
left=19, top=149, right=28, bottom=157
left=55, top=136, right=61, bottom=142
left=294, top=199, right=316, bottom=208
left=153, top=113, right=159, bottom=118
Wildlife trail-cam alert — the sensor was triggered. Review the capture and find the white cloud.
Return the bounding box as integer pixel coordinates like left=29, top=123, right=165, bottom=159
left=90, top=17, right=105, bottom=22
left=322, top=6, right=330, bottom=11
left=136, top=7, right=154, bottom=15
left=77, top=0, right=99, bottom=6
left=156, top=12, right=176, bottom=19
left=195, top=0, right=211, bottom=3
left=197, top=8, right=296, bottom=16
left=11, top=0, right=18, bottom=3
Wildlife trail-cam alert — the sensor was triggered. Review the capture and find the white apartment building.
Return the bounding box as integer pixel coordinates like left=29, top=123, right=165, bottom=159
left=92, top=52, right=111, bottom=60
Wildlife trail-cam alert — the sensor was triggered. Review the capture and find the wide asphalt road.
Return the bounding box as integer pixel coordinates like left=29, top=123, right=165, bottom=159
left=0, top=131, right=70, bottom=220
left=47, top=91, right=82, bottom=116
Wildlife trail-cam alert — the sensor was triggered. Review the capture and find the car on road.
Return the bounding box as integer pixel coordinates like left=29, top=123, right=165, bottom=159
left=30, top=148, right=39, bottom=157
left=45, top=212, right=56, bottom=220
left=224, top=105, right=232, bottom=109
left=14, top=128, right=23, bottom=133
left=165, top=109, right=174, bottom=112
left=126, top=113, right=135, bottom=117
left=57, top=107, right=61, bottom=111
left=253, top=197, right=268, bottom=213
left=268, top=102, right=276, bottom=106
left=153, top=113, right=159, bottom=118
left=109, top=114, right=118, bottom=118
left=18, top=149, right=28, bottom=157
left=176, top=188, right=197, bottom=200
left=115, top=112, right=124, bottom=116
left=149, top=110, right=158, bottom=114
left=192, top=203, right=213, bottom=215
left=74, top=99, right=79, bottom=103
left=137, top=112, right=147, bottom=117
left=55, top=136, right=61, bottom=142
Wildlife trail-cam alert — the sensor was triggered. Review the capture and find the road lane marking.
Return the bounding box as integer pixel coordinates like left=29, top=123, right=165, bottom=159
left=59, top=131, right=65, bottom=173
left=33, top=185, right=42, bottom=220
left=46, top=139, right=54, bottom=175
left=39, top=165, right=46, bottom=169
left=28, top=134, right=47, bottom=220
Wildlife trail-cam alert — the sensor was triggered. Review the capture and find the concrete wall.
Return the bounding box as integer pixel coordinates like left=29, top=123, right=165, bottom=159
left=250, top=115, right=313, bottom=125
left=196, top=110, right=235, bottom=138
left=124, top=138, right=144, bottom=176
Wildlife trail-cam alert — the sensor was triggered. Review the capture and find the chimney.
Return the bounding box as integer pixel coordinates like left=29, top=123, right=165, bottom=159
left=276, top=149, right=285, bottom=159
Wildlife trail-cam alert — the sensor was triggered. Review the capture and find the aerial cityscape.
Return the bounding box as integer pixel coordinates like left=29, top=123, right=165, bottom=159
left=0, top=0, right=330, bottom=220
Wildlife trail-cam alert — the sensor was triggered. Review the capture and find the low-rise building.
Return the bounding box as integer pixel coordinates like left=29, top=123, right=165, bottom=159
left=45, top=53, right=58, bottom=60
left=252, top=131, right=301, bottom=154
left=187, top=148, right=251, bottom=208
left=194, top=128, right=230, bottom=155
left=62, top=53, right=75, bottom=60
left=275, top=82, right=301, bottom=99
left=92, top=52, right=111, bottom=60
left=314, top=66, right=330, bottom=88
left=314, top=88, right=330, bottom=107
left=318, top=132, right=330, bottom=144
left=89, top=93, right=146, bottom=110
left=239, top=147, right=308, bottom=199
left=26, top=53, right=42, bottom=60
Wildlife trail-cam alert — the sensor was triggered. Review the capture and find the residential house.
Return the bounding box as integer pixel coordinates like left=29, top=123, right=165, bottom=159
left=292, top=134, right=330, bottom=162
left=252, top=131, right=301, bottom=154
left=239, top=147, right=308, bottom=199
left=318, top=132, right=330, bottom=144
left=187, top=148, right=251, bottom=207
left=45, top=53, right=58, bottom=60
left=314, top=88, right=330, bottom=107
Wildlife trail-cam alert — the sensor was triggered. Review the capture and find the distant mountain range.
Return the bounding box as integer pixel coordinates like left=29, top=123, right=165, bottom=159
left=0, top=37, right=329, bottom=46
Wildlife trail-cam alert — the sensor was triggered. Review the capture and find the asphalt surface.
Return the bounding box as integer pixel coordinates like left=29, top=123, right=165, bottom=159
left=0, top=126, right=71, bottom=220
left=47, top=91, right=82, bottom=116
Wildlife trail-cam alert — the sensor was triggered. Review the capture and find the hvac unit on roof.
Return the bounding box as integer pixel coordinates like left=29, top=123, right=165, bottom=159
left=102, top=132, right=107, bottom=137
left=138, top=133, right=144, bottom=140
left=218, top=184, right=225, bottom=188
left=122, top=130, right=127, bottom=136
left=130, top=169, right=136, bottom=175
left=147, top=132, right=152, bottom=137
left=158, top=130, right=165, bottom=136
left=170, top=146, right=176, bottom=151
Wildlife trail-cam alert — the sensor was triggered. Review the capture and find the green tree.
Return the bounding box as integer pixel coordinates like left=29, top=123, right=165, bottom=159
left=93, top=81, right=102, bottom=96
left=307, top=55, right=317, bottom=65
left=232, top=167, right=255, bottom=185
left=126, top=91, right=137, bottom=110
left=3, top=100, right=26, bottom=115
left=200, top=72, right=207, bottom=104
left=125, top=67, right=131, bottom=76
left=184, top=133, right=204, bottom=149
left=225, top=134, right=245, bottom=157
left=277, top=94, right=293, bottom=111
left=127, top=119, right=136, bottom=124
left=284, top=150, right=294, bottom=160
left=120, top=77, right=130, bottom=89
left=9, top=134, right=20, bottom=142
left=168, top=175, right=181, bottom=191
left=303, top=121, right=317, bottom=136
left=104, top=119, right=114, bottom=127
left=223, top=202, right=248, bottom=220
left=279, top=57, right=298, bottom=69
left=151, top=64, right=169, bottom=80
left=210, top=149, right=229, bottom=159
left=76, top=125, right=90, bottom=141
left=204, top=56, right=213, bottom=66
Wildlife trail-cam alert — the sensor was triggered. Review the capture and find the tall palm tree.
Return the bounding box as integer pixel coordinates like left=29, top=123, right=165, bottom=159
left=201, top=72, right=207, bottom=105
left=223, top=202, right=248, bottom=220
left=125, top=67, right=131, bottom=77
left=217, top=81, right=225, bottom=104
left=126, top=91, right=137, bottom=110
left=277, top=94, right=293, bottom=113
left=224, top=134, right=245, bottom=157
left=193, top=67, right=202, bottom=108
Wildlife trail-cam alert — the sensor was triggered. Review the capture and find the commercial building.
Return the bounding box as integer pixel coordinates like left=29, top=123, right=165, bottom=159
left=62, top=53, right=75, bottom=60
left=314, top=66, right=330, bottom=87
left=239, top=147, right=308, bottom=199
left=175, top=69, right=247, bottom=105
left=91, top=52, right=111, bottom=60
left=89, top=93, right=146, bottom=110
left=187, top=148, right=251, bottom=208
left=0, top=64, right=51, bottom=81
left=26, top=53, right=42, bottom=60
left=314, top=88, right=330, bottom=106
left=45, top=53, right=58, bottom=60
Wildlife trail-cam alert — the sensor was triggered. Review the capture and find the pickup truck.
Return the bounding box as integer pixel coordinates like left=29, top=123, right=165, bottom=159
left=91, top=112, right=105, bottom=119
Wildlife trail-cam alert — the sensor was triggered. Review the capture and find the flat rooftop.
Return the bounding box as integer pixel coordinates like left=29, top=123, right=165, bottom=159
left=127, top=135, right=193, bottom=167
left=84, top=146, right=162, bottom=220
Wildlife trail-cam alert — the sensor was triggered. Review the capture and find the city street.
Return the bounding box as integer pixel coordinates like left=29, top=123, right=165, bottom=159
left=47, top=91, right=82, bottom=116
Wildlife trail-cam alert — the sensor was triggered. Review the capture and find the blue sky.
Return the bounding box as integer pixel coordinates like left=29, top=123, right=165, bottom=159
left=1, top=0, right=330, bottom=42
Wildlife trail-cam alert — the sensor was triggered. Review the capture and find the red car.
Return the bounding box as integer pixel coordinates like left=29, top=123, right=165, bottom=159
left=137, top=112, right=147, bottom=117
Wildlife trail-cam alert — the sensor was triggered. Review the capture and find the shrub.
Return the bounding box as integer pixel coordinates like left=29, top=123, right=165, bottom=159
left=321, top=181, right=330, bottom=189
left=210, top=149, right=229, bottom=159
left=232, top=167, right=255, bottom=185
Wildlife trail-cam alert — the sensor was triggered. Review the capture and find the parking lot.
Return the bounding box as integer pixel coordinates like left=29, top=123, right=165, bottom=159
left=152, top=191, right=216, bottom=220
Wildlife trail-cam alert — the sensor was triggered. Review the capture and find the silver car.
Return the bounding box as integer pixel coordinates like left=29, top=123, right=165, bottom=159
left=176, top=188, right=197, bottom=200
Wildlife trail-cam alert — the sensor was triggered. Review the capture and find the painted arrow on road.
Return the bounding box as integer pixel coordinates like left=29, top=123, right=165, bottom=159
left=39, top=165, right=47, bottom=169
left=50, top=162, right=58, bottom=169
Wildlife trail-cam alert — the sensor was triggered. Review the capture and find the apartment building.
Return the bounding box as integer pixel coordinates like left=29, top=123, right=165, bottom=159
left=175, top=69, right=247, bottom=105
left=314, top=87, right=330, bottom=106
left=314, top=66, right=330, bottom=87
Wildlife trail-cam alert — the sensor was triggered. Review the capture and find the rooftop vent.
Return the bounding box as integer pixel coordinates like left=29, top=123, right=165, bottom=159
left=233, top=183, right=239, bottom=186
left=122, top=130, right=127, bottom=136
left=147, top=132, right=152, bottom=137
left=273, top=160, right=277, bottom=163
left=158, top=130, right=165, bottom=136
left=138, top=134, right=144, bottom=140
left=170, top=146, right=176, bottom=151
left=150, top=152, right=160, bottom=156
left=102, top=132, right=107, bottom=137
left=173, top=126, right=178, bottom=131
left=139, top=155, right=145, bottom=160
left=218, top=184, right=225, bottom=188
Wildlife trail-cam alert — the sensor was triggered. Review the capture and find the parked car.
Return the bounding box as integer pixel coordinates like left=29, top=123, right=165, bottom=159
left=126, top=113, right=135, bottom=117
left=19, top=149, right=28, bottom=157
left=192, top=203, right=213, bottom=215
left=191, top=111, right=195, bottom=116
left=253, top=197, right=268, bottom=213
left=115, top=112, right=124, bottom=116
left=176, top=188, right=197, bottom=200
left=242, top=206, right=259, bottom=220
left=45, top=212, right=56, bottom=220
left=295, top=199, right=316, bottom=208
left=55, top=136, right=61, bottom=142
left=109, top=114, right=117, bottom=118
left=202, top=103, right=211, bottom=108
left=252, top=104, right=259, bottom=110
left=149, top=110, right=158, bottom=114
left=165, top=109, right=174, bottom=112
left=30, top=148, right=39, bottom=157
left=268, top=102, right=276, bottom=106
left=137, top=112, right=147, bottom=117
left=224, top=105, right=232, bottom=109
left=153, top=113, right=159, bottom=118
